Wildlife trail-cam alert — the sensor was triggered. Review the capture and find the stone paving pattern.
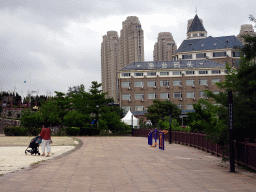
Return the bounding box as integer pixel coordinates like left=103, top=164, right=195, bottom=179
left=0, top=136, right=75, bottom=146
left=1, top=137, right=256, bottom=192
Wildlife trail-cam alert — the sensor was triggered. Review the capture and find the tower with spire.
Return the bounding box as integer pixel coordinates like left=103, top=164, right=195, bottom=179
left=186, top=14, right=207, bottom=39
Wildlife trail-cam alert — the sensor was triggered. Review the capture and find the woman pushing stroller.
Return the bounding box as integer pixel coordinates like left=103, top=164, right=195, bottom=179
left=39, top=125, right=52, bottom=157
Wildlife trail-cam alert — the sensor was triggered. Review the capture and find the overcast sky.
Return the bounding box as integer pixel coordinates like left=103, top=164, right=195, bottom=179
left=0, top=0, right=255, bottom=98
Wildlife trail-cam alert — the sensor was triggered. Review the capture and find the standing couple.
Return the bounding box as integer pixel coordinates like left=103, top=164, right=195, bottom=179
left=39, top=125, right=52, bottom=157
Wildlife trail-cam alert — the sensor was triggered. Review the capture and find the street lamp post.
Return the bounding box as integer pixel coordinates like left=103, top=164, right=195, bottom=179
left=169, top=110, right=172, bottom=144
left=228, top=90, right=235, bottom=172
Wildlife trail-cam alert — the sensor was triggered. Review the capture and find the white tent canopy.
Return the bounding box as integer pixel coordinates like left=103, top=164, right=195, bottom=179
left=121, top=110, right=139, bottom=127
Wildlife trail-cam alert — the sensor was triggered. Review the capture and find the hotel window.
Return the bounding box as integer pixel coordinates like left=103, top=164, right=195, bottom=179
left=122, top=106, right=131, bottom=113
left=176, top=105, right=183, bottom=110
left=212, top=79, right=221, bottom=85
left=233, top=51, right=242, bottom=57
left=186, top=71, right=195, bottom=75
left=148, top=93, right=157, bottom=99
left=122, top=94, right=131, bottom=100
left=173, top=71, right=181, bottom=75
left=196, top=53, right=206, bottom=59
left=186, top=92, right=195, bottom=98
left=198, top=70, right=208, bottom=74
left=199, top=79, right=208, bottom=85
left=122, top=81, right=131, bottom=88
left=211, top=70, right=221, bottom=74
left=160, top=71, right=169, bottom=76
left=199, top=91, right=206, bottom=98
left=213, top=52, right=226, bottom=57
left=173, top=92, right=182, bottom=98
left=186, top=80, right=195, bottom=86
left=147, top=81, right=156, bottom=87
left=134, top=81, right=144, bottom=87
left=147, top=72, right=156, bottom=76
left=186, top=104, right=194, bottom=110
left=161, top=92, right=169, bottom=99
left=121, top=73, right=130, bottom=77
left=182, top=54, right=192, bottom=59
left=135, top=94, right=144, bottom=100
left=173, top=80, right=182, bottom=86
left=160, top=80, right=169, bottom=86
left=135, top=106, right=144, bottom=111
left=213, top=91, right=220, bottom=95
left=134, top=72, right=143, bottom=77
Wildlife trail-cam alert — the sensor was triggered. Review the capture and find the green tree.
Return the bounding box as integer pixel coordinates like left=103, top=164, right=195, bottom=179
left=204, top=35, right=256, bottom=143
left=63, top=110, right=90, bottom=127
left=145, top=100, right=182, bottom=125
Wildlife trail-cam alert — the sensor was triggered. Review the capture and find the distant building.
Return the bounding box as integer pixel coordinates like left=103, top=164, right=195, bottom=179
left=119, top=16, right=144, bottom=69
left=101, top=16, right=144, bottom=102
left=173, top=14, right=243, bottom=67
left=118, top=60, right=226, bottom=114
left=237, top=24, right=256, bottom=44
left=101, top=31, right=119, bottom=101
left=153, top=32, right=177, bottom=61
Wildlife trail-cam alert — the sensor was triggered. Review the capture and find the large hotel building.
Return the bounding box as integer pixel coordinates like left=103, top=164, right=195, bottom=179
left=102, top=14, right=254, bottom=116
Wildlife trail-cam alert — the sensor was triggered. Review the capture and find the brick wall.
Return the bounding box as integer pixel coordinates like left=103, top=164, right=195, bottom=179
left=0, top=118, right=21, bottom=134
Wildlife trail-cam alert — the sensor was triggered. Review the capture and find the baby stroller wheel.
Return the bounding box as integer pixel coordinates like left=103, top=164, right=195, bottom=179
left=38, top=153, right=40, bottom=156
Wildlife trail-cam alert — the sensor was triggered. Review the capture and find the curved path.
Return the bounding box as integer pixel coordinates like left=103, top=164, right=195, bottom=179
left=1, top=137, right=256, bottom=192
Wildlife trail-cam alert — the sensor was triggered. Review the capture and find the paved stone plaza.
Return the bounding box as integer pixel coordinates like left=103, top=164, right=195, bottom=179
left=1, top=136, right=256, bottom=192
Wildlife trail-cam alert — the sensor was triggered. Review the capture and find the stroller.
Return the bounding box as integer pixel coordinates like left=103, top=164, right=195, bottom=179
left=25, top=136, right=42, bottom=155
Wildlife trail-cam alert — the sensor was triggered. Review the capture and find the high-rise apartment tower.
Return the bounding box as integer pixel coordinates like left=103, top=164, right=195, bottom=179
left=101, top=16, right=144, bottom=102
left=101, top=31, right=119, bottom=102
left=119, top=16, right=144, bottom=69
left=153, top=32, right=177, bottom=61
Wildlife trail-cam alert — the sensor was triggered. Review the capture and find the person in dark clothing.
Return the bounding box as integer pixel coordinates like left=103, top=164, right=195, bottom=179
left=39, top=125, right=52, bottom=157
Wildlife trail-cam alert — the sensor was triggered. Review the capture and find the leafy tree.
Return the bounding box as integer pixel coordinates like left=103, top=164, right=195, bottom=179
left=145, top=100, right=182, bottom=125
left=204, top=35, right=256, bottom=143
left=63, top=110, right=90, bottom=127
left=38, top=99, right=62, bottom=126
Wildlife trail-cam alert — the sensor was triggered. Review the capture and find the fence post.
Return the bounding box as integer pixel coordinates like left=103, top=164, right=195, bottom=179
left=245, top=138, right=249, bottom=168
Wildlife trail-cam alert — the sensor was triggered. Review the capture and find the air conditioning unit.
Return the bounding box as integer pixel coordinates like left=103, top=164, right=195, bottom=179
left=128, top=99, right=131, bottom=102
left=179, top=85, right=182, bottom=89
left=141, top=99, right=144, bottom=102
left=179, top=98, right=183, bottom=101
left=128, top=87, right=130, bottom=90
left=205, top=84, right=208, bottom=88
left=193, top=97, right=196, bottom=100
left=141, top=87, right=144, bottom=90
left=153, top=86, right=157, bottom=89
left=192, top=85, right=195, bottom=88
left=166, top=86, right=170, bottom=89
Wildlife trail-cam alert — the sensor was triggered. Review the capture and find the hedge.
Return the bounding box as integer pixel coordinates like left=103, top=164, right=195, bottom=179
left=4, top=127, right=28, bottom=136
left=4, top=127, right=42, bottom=136
left=65, top=127, right=80, bottom=136
left=80, top=127, right=100, bottom=136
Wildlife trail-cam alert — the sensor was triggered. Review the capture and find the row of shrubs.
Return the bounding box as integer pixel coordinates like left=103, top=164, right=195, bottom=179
left=65, top=127, right=100, bottom=136
left=3, top=127, right=41, bottom=136
left=4, top=126, right=101, bottom=136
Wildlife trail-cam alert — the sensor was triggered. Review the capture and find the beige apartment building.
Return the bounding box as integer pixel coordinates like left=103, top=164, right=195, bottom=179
left=237, top=24, right=256, bottom=44
left=153, top=32, right=177, bottom=61
left=101, top=31, right=119, bottom=101
left=118, top=60, right=226, bottom=114
left=119, top=16, right=144, bottom=69
left=101, top=16, right=144, bottom=102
